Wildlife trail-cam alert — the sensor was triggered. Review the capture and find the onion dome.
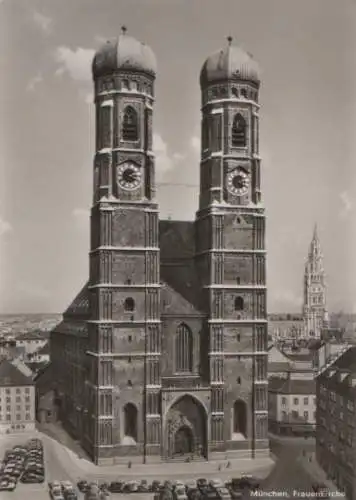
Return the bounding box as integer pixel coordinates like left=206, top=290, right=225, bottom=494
left=92, top=26, right=157, bottom=79
left=200, top=36, right=260, bottom=87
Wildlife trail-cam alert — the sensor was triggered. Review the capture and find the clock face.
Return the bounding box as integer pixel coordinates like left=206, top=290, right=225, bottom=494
left=227, top=168, right=249, bottom=196
left=117, top=162, right=142, bottom=190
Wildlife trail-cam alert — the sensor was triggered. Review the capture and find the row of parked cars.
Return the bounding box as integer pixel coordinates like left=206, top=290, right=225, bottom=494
left=0, top=437, right=45, bottom=491
left=76, top=475, right=259, bottom=499
left=49, top=480, right=80, bottom=500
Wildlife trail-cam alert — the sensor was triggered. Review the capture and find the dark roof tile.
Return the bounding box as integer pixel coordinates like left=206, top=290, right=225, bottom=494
left=0, top=359, right=34, bottom=387
left=269, top=377, right=315, bottom=394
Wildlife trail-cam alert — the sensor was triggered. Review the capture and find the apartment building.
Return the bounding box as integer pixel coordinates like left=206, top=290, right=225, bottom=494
left=0, top=359, right=36, bottom=434
left=316, top=345, right=356, bottom=500
left=268, top=375, right=316, bottom=435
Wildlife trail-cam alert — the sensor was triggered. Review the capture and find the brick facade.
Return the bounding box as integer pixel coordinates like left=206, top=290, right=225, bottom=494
left=49, top=33, right=269, bottom=465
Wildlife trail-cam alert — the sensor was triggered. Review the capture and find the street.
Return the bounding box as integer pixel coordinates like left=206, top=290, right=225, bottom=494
left=261, top=436, right=330, bottom=499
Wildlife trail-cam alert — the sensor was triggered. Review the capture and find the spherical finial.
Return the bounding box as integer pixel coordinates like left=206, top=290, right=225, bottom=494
left=227, top=36, right=233, bottom=45
left=121, top=25, right=127, bottom=35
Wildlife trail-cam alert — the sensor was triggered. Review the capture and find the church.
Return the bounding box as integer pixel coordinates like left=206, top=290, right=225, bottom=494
left=48, top=28, right=269, bottom=465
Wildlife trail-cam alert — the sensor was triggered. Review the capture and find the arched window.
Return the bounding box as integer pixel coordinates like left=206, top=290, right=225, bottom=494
left=234, top=296, right=244, bottom=311
left=232, top=113, right=246, bottom=147
left=175, top=323, right=193, bottom=373
left=123, top=403, right=138, bottom=440
left=233, top=399, right=247, bottom=436
left=122, top=106, right=138, bottom=142
left=124, top=297, right=135, bottom=312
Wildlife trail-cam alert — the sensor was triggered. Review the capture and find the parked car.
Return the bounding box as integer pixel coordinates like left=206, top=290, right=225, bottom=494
left=215, top=487, right=231, bottom=499
left=124, top=480, right=139, bottom=493
left=174, top=485, right=188, bottom=499
left=0, top=479, right=16, bottom=491
left=138, top=479, right=150, bottom=492
left=109, top=481, right=124, bottom=493
left=77, top=480, right=89, bottom=492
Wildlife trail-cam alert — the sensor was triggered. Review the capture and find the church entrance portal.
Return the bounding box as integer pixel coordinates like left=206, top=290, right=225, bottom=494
left=165, top=395, right=207, bottom=460
left=173, top=425, right=194, bottom=456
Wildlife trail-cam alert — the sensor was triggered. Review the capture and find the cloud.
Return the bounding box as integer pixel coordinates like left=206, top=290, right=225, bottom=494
left=339, top=191, right=354, bottom=218
left=33, top=11, right=53, bottom=35
left=79, top=90, right=93, bottom=104
left=190, top=136, right=200, bottom=154
left=0, top=218, right=12, bottom=237
left=26, top=73, right=43, bottom=92
left=54, top=46, right=95, bottom=82
left=153, top=133, right=176, bottom=180
left=94, top=35, right=108, bottom=44
left=73, top=208, right=90, bottom=220
left=172, top=152, right=185, bottom=162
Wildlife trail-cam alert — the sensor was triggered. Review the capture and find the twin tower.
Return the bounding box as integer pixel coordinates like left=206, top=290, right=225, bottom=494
left=50, top=28, right=268, bottom=465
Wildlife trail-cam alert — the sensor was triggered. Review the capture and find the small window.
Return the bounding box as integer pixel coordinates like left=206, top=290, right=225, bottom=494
left=128, top=335, right=132, bottom=343
left=128, top=356, right=131, bottom=363
left=240, top=88, right=247, bottom=98
left=16, top=414, right=21, bottom=421
left=303, top=397, right=308, bottom=405
left=236, top=277, right=241, bottom=285
left=232, top=113, right=246, bottom=147
left=294, top=398, right=299, bottom=405
left=6, top=414, right=10, bottom=421
left=303, top=411, right=309, bottom=420
left=16, top=388, right=20, bottom=394
left=127, top=380, right=133, bottom=387
left=232, top=87, right=238, bottom=97
left=234, top=296, right=244, bottom=311
left=122, top=106, right=138, bottom=142
left=281, top=397, right=287, bottom=405
left=236, top=217, right=241, bottom=224
left=25, top=413, right=31, bottom=421
left=236, top=333, right=241, bottom=342
left=124, top=297, right=135, bottom=312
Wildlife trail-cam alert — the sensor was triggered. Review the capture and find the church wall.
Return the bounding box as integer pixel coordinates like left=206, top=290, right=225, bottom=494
left=223, top=214, right=254, bottom=250
left=224, top=325, right=253, bottom=352
left=223, top=291, right=253, bottom=319
left=111, top=290, right=146, bottom=321
left=112, top=326, right=146, bottom=352
left=224, top=254, right=253, bottom=284
left=224, top=356, right=253, bottom=442
left=113, top=358, right=144, bottom=443
left=112, top=209, right=146, bottom=247
left=112, top=252, right=146, bottom=285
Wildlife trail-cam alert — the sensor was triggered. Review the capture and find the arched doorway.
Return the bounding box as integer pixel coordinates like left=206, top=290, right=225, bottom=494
left=123, top=403, right=138, bottom=442
left=174, top=425, right=194, bottom=456
left=165, top=394, right=207, bottom=460
left=233, top=399, right=247, bottom=438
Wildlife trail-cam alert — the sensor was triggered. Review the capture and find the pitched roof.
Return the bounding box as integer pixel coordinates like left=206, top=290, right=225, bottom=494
left=63, top=281, right=91, bottom=318
left=269, top=361, right=291, bottom=372
left=269, top=377, right=315, bottom=395
left=36, top=342, right=50, bottom=355
left=320, top=346, right=356, bottom=390
left=11, top=358, right=34, bottom=378
left=159, top=220, right=204, bottom=313
left=16, top=331, right=50, bottom=341
left=284, top=352, right=313, bottom=362
left=0, top=359, right=34, bottom=387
